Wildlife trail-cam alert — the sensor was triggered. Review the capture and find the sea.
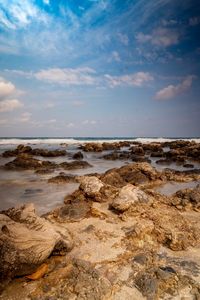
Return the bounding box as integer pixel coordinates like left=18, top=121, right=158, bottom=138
left=0, top=137, right=199, bottom=215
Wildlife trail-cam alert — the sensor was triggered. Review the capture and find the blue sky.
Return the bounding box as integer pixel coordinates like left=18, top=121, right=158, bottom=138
left=0, top=0, right=199, bottom=137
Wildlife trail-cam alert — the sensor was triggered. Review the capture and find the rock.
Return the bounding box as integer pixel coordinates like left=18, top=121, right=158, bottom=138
left=31, top=149, right=66, bottom=157
left=79, top=176, right=104, bottom=198
left=48, top=174, right=77, bottom=184
left=59, top=160, right=92, bottom=170
left=2, top=146, right=66, bottom=157
left=102, top=151, right=121, bottom=160
left=135, top=273, right=158, bottom=298
left=142, top=143, right=163, bottom=152
left=171, top=185, right=200, bottom=210
left=130, top=146, right=145, bottom=156
left=101, top=162, right=160, bottom=187
left=183, top=163, right=194, bottom=168
left=131, top=155, right=150, bottom=163
left=111, top=184, right=149, bottom=212
left=4, top=154, right=56, bottom=170
left=0, top=204, right=72, bottom=281
left=156, top=158, right=172, bottom=165
left=150, top=151, right=164, bottom=157
left=26, top=263, right=48, bottom=280
left=80, top=143, right=104, bottom=152
left=58, top=200, right=91, bottom=221
left=72, top=151, right=84, bottom=160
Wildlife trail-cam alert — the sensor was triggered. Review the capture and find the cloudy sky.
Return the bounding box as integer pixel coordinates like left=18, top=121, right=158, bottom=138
left=0, top=0, right=199, bottom=137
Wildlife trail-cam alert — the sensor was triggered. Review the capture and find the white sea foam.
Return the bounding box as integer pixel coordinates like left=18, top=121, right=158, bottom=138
left=0, top=137, right=199, bottom=145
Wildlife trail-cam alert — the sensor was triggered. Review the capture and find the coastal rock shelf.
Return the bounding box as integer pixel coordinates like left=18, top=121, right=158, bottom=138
left=0, top=140, right=200, bottom=299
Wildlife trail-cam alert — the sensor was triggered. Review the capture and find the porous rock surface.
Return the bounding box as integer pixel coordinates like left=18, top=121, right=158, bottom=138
left=0, top=204, right=72, bottom=281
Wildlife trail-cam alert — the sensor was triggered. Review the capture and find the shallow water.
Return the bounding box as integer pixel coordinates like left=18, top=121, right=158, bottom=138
left=155, top=181, right=200, bottom=196
left=0, top=145, right=129, bottom=214
left=0, top=141, right=199, bottom=214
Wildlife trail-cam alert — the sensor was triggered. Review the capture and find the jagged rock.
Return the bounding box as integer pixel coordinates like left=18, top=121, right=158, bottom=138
left=101, top=162, right=160, bottom=187
left=171, top=184, right=200, bottom=210
left=79, top=176, right=104, bottom=198
left=2, top=145, right=66, bottom=157
left=0, top=204, right=72, bottom=281
left=112, top=184, right=149, bottom=212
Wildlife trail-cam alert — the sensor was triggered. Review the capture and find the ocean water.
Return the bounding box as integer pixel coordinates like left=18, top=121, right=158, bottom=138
left=0, top=136, right=200, bottom=146
left=0, top=137, right=199, bottom=215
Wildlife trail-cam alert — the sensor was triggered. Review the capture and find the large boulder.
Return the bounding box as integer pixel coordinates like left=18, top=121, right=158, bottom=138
left=0, top=204, right=72, bottom=281
left=111, top=184, right=149, bottom=212
left=101, top=162, right=160, bottom=187
left=79, top=176, right=104, bottom=198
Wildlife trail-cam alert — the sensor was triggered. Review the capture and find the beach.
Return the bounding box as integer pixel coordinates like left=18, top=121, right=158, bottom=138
left=0, top=138, right=200, bottom=299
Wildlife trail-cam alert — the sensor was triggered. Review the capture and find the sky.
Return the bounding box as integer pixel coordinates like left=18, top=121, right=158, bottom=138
left=0, top=0, right=199, bottom=137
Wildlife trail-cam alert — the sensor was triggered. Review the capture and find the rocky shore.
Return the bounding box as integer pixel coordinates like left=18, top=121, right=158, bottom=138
left=0, top=140, right=200, bottom=299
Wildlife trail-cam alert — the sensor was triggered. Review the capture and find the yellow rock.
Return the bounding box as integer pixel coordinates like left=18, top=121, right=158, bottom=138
left=26, top=263, right=48, bottom=280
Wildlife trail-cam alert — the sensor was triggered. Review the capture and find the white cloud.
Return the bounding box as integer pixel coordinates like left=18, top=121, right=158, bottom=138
left=43, top=0, right=50, bottom=5
left=136, top=27, right=180, bottom=47
left=111, top=51, right=121, bottom=62
left=117, top=33, right=129, bottom=46
left=0, top=0, right=48, bottom=29
left=35, top=67, right=97, bottom=86
left=82, top=120, right=97, bottom=125
left=0, top=76, right=23, bottom=112
left=155, top=75, right=196, bottom=100
left=71, top=100, right=84, bottom=107
left=66, top=122, right=75, bottom=128
left=0, top=99, right=23, bottom=112
left=18, top=112, right=32, bottom=122
left=104, top=72, right=154, bottom=88
left=0, top=77, right=15, bottom=99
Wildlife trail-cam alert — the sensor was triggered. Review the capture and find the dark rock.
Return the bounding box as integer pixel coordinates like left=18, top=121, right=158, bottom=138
left=133, top=253, right=148, bottom=265
left=130, top=146, right=145, bottom=156
left=58, top=200, right=91, bottom=221
left=135, top=273, right=158, bottom=297
left=156, top=158, right=172, bottom=165
left=31, top=149, right=66, bottom=157
left=48, top=174, right=77, bottom=184
left=59, top=160, right=92, bottom=170
left=183, top=163, right=194, bottom=168
left=4, top=154, right=56, bottom=170
left=72, top=151, right=84, bottom=160
left=150, top=151, right=164, bottom=158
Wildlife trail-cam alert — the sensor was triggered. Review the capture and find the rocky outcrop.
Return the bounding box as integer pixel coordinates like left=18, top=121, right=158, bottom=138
left=4, top=154, right=56, bottom=170
left=0, top=204, right=72, bottom=282
left=170, top=184, right=200, bottom=210
left=2, top=145, right=67, bottom=157
left=101, top=162, right=161, bottom=187
left=63, top=176, right=118, bottom=205
left=80, top=143, right=104, bottom=152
